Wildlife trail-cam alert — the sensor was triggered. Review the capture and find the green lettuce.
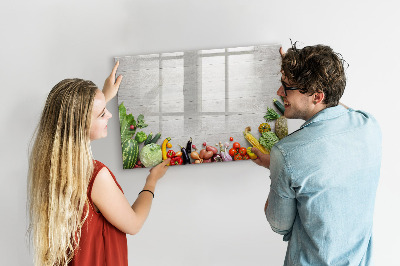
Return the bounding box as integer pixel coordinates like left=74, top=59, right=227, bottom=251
left=139, top=143, right=162, bottom=168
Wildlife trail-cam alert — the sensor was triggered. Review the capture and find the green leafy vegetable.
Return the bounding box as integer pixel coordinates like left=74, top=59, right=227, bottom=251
left=259, top=131, right=280, bottom=151
left=264, top=107, right=280, bottom=122
left=139, top=143, right=163, bottom=168
left=119, top=102, right=127, bottom=125
left=119, top=102, right=148, bottom=143
left=136, top=114, right=148, bottom=128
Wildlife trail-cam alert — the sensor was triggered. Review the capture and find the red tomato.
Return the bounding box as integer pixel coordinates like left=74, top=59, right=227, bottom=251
left=229, top=148, right=237, bottom=157
left=234, top=154, right=243, bottom=161
left=233, top=142, right=240, bottom=149
left=230, top=137, right=233, bottom=141
left=242, top=154, right=250, bottom=160
left=239, top=147, right=247, bottom=156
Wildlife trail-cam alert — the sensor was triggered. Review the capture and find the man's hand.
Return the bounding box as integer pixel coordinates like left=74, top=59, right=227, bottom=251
left=251, top=147, right=271, bottom=169
left=103, top=61, right=123, bottom=103
left=264, top=199, right=269, bottom=213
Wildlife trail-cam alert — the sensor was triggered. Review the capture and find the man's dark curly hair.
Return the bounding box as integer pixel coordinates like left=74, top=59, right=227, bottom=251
left=281, top=42, right=348, bottom=107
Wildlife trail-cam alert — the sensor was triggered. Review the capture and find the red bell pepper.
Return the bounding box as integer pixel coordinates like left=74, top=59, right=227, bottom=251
left=167, top=150, right=175, bottom=158
left=171, top=156, right=183, bottom=165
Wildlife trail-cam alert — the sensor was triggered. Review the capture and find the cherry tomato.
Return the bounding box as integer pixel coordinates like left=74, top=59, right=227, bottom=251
left=242, top=154, right=250, bottom=160
left=130, top=125, right=135, bottom=130
left=233, top=142, right=240, bottom=149
left=234, top=154, right=243, bottom=161
left=229, top=148, right=237, bottom=157
left=230, top=137, right=233, bottom=141
left=167, top=143, right=172, bottom=148
left=239, top=147, right=247, bottom=156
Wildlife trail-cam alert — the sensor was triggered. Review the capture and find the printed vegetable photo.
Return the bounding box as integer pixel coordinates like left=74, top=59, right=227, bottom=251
left=116, top=44, right=288, bottom=169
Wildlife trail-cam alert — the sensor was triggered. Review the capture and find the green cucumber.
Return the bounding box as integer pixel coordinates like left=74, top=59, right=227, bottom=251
left=122, top=139, right=139, bottom=169
left=273, top=98, right=285, bottom=115
left=144, top=132, right=153, bottom=145
left=150, top=133, right=161, bottom=144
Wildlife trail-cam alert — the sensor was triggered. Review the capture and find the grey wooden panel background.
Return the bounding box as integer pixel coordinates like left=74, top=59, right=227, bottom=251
left=115, top=44, right=281, bottom=167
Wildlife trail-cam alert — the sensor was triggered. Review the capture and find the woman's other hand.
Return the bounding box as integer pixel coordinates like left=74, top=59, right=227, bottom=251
left=103, top=61, right=123, bottom=103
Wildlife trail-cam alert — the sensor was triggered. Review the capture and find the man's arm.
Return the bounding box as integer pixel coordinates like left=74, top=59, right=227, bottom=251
left=266, top=188, right=296, bottom=237
left=266, top=147, right=297, bottom=239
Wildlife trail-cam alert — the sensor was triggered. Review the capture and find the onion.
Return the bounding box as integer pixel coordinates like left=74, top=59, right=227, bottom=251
left=191, top=151, right=200, bottom=160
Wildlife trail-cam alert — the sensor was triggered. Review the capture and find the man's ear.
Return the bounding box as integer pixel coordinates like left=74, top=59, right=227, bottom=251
left=313, top=92, right=325, bottom=105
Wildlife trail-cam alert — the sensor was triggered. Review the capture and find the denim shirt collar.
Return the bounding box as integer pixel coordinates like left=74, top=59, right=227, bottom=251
left=300, top=105, right=349, bottom=129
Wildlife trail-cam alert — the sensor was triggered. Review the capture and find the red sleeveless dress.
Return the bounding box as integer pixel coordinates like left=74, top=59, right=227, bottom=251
left=69, top=160, right=128, bottom=266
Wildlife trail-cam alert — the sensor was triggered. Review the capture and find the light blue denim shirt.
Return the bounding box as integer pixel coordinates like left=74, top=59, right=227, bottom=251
left=266, top=105, right=382, bottom=266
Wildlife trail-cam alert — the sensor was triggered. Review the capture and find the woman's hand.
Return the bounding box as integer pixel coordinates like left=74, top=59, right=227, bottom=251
left=146, top=158, right=171, bottom=185
left=103, top=61, right=123, bottom=103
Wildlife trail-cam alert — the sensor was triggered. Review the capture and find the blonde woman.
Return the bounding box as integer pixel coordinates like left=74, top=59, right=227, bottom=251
left=27, top=62, right=171, bottom=266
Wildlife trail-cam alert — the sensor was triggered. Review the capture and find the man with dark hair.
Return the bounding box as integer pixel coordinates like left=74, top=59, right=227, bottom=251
left=252, top=44, right=382, bottom=265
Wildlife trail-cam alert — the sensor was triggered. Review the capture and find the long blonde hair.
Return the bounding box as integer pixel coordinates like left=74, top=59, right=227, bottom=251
left=28, top=79, right=98, bottom=265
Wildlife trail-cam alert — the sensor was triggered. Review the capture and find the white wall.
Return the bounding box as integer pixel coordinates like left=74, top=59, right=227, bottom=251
left=1, top=0, right=399, bottom=265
